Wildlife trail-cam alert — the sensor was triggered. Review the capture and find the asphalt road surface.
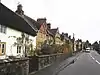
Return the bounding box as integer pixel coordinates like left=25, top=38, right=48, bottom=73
left=57, top=50, right=100, bottom=75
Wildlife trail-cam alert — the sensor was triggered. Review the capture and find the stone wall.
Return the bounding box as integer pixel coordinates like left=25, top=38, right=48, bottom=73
left=0, top=58, right=29, bottom=75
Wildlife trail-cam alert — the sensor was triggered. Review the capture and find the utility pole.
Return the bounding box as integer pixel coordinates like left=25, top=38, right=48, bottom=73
left=73, top=33, right=75, bottom=53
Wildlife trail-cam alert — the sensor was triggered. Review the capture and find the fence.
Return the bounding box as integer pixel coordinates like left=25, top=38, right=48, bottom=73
left=0, top=58, right=29, bottom=75
left=29, top=53, right=72, bottom=73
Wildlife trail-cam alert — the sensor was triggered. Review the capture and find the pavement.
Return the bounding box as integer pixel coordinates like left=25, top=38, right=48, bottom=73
left=30, top=52, right=81, bottom=75
left=57, top=50, right=100, bottom=75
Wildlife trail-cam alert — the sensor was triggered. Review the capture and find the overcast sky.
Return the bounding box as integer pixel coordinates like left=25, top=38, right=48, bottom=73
left=1, top=0, right=100, bottom=43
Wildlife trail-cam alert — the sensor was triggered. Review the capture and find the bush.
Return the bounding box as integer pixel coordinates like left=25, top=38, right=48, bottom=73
left=40, top=44, right=63, bottom=55
left=38, top=42, right=73, bottom=55
left=41, top=44, right=54, bottom=54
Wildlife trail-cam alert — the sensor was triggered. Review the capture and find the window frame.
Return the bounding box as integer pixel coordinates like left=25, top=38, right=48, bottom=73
left=0, top=42, right=6, bottom=55
left=0, top=24, right=7, bottom=34
left=17, top=45, right=22, bottom=54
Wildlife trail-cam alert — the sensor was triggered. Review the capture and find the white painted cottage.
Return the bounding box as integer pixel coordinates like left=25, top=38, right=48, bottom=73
left=0, top=3, right=39, bottom=59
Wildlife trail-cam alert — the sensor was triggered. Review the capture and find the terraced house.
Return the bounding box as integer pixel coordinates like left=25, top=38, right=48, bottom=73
left=36, top=18, right=48, bottom=50
left=50, top=28, right=63, bottom=45
left=60, top=33, right=74, bottom=53
left=36, top=18, right=64, bottom=52
left=46, top=23, right=54, bottom=45
left=0, top=3, right=39, bottom=58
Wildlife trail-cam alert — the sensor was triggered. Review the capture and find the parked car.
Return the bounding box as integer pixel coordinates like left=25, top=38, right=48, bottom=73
left=85, top=48, right=90, bottom=53
left=86, top=47, right=90, bottom=50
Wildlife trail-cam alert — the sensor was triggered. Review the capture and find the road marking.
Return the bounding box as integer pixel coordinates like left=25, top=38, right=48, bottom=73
left=89, top=54, right=100, bottom=65
left=95, top=60, right=100, bottom=64
left=90, top=54, right=95, bottom=60
left=92, top=57, right=95, bottom=60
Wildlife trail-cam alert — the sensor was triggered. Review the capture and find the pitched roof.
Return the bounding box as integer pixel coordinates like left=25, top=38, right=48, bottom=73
left=46, top=29, right=54, bottom=37
left=60, top=33, right=69, bottom=41
left=50, top=28, right=58, bottom=36
left=23, top=15, right=39, bottom=32
left=0, top=3, right=37, bottom=36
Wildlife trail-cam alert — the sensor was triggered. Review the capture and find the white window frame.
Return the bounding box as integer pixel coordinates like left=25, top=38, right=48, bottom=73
left=17, top=45, right=21, bottom=54
left=0, top=42, right=6, bottom=55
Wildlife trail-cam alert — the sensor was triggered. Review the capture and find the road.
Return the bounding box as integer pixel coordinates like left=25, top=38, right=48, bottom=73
left=57, top=50, right=100, bottom=75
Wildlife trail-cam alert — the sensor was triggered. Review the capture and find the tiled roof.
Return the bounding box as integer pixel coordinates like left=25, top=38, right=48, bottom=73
left=49, top=28, right=58, bottom=36
left=47, top=29, right=54, bottom=37
left=60, top=33, right=69, bottom=41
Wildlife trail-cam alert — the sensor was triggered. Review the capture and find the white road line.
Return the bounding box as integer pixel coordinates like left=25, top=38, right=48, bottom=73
left=95, top=60, right=100, bottom=64
left=92, top=57, right=95, bottom=60
left=90, top=54, right=95, bottom=60
left=89, top=54, right=100, bottom=65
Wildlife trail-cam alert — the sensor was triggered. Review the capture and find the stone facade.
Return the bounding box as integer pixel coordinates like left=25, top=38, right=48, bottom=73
left=36, top=18, right=48, bottom=50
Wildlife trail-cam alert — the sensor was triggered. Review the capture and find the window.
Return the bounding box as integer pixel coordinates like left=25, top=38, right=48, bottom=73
left=0, top=42, right=6, bottom=55
left=2, top=44, right=5, bottom=54
left=0, top=24, right=7, bottom=34
left=2, top=26, right=6, bottom=33
left=17, top=45, right=21, bottom=53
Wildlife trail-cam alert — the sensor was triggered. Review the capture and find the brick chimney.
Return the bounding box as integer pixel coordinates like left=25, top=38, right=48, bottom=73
left=65, top=33, right=68, bottom=37
left=37, top=18, right=47, bottom=25
left=47, top=23, right=51, bottom=29
left=61, top=32, right=65, bottom=37
left=15, top=4, right=24, bottom=15
left=68, top=35, right=71, bottom=40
